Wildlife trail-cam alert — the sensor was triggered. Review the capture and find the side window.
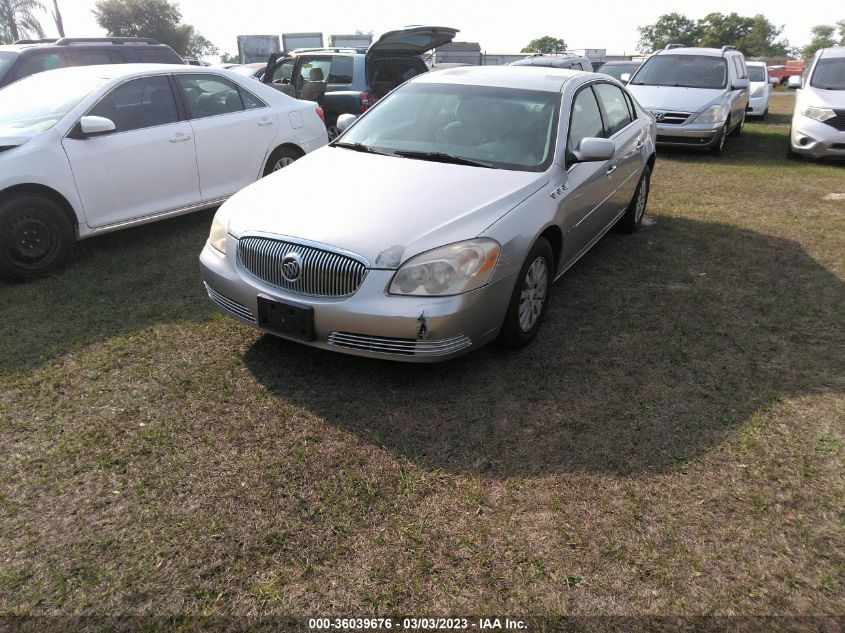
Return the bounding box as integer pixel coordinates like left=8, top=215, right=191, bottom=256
left=298, top=57, right=331, bottom=84
left=239, top=87, right=266, bottom=110
left=88, top=76, right=178, bottom=133
left=594, top=83, right=633, bottom=136
left=134, top=48, right=181, bottom=64
left=272, top=59, right=295, bottom=83
left=327, top=56, right=354, bottom=84
left=624, top=92, right=638, bottom=121
left=176, top=75, right=244, bottom=119
left=71, top=50, right=123, bottom=66
left=568, top=86, right=605, bottom=154
left=14, top=51, right=70, bottom=80
left=736, top=57, right=747, bottom=78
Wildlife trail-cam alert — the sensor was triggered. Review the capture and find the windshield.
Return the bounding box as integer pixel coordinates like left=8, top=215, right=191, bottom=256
left=338, top=82, right=561, bottom=171
left=810, top=58, right=845, bottom=90
left=601, top=63, right=640, bottom=80
left=0, top=51, right=17, bottom=83
left=0, top=70, right=108, bottom=134
left=748, top=66, right=767, bottom=82
left=630, top=55, right=727, bottom=89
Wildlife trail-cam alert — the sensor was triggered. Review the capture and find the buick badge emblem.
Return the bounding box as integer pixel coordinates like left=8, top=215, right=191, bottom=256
left=281, top=252, right=302, bottom=282
left=651, top=110, right=666, bottom=121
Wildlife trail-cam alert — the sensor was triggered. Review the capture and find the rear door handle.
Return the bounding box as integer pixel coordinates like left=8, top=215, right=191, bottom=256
left=606, top=164, right=618, bottom=175
left=169, top=133, right=192, bottom=143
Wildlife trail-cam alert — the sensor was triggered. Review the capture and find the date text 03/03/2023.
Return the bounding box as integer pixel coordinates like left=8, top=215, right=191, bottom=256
left=308, top=617, right=527, bottom=630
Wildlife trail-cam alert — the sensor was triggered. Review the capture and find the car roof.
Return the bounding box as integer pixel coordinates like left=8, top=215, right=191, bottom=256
left=11, top=63, right=230, bottom=83
left=602, top=60, right=641, bottom=65
left=654, top=47, right=734, bottom=58
left=819, top=47, right=845, bottom=59
left=413, top=65, right=585, bottom=92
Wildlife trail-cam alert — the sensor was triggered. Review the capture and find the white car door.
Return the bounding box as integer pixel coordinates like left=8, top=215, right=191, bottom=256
left=62, top=75, right=201, bottom=229
left=174, top=74, right=278, bottom=201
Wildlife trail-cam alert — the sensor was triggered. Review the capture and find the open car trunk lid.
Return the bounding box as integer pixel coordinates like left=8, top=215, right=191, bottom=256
left=366, top=26, right=458, bottom=61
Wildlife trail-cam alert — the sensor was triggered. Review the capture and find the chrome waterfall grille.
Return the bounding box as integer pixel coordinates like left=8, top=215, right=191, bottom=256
left=205, top=283, right=256, bottom=323
left=328, top=332, right=472, bottom=356
left=238, top=236, right=367, bottom=297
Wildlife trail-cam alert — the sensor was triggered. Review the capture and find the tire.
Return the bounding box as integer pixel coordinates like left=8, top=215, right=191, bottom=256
left=730, top=112, right=745, bottom=137
left=616, top=164, right=651, bottom=233
left=326, top=122, right=341, bottom=141
left=263, top=146, right=301, bottom=176
left=0, top=193, right=74, bottom=281
left=499, top=237, right=553, bottom=349
left=711, top=120, right=729, bottom=155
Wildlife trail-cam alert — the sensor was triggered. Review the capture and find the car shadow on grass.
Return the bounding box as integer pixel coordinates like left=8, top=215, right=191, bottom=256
left=0, top=209, right=216, bottom=374
left=244, top=217, right=845, bottom=477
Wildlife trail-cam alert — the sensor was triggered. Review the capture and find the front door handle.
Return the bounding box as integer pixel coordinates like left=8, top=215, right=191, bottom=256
left=635, top=140, right=644, bottom=150
left=169, top=133, right=192, bottom=143
left=606, top=164, right=618, bottom=175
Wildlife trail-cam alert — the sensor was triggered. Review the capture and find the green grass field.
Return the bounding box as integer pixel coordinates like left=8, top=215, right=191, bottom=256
left=1, top=94, right=843, bottom=619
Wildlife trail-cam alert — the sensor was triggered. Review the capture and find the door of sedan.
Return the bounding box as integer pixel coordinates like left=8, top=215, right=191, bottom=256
left=174, top=74, right=278, bottom=201
left=62, top=75, right=201, bottom=229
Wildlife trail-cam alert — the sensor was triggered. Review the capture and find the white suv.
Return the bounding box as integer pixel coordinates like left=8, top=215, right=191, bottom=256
left=789, top=47, right=845, bottom=160
left=746, top=61, right=773, bottom=118
left=626, top=45, right=750, bottom=154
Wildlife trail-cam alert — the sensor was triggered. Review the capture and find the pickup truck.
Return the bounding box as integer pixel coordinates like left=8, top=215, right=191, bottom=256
left=767, top=60, right=805, bottom=85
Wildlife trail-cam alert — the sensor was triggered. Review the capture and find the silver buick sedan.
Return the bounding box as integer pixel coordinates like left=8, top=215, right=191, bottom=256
left=200, top=66, right=656, bottom=362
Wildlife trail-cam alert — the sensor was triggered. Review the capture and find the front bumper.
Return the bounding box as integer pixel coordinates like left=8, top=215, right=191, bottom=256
left=655, top=121, right=724, bottom=149
left=790, top=115, right=845, bottom=159
left=199, top=237, right=515, bottom=362
left=746, top=95, right=769, bottom=116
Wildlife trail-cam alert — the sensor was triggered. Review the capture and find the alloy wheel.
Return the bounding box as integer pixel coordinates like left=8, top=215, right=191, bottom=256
left=518, top=256, right=548, bottom=332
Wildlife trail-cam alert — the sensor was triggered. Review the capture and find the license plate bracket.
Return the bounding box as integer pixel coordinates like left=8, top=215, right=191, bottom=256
left=257, top=296, right=315, bottom=341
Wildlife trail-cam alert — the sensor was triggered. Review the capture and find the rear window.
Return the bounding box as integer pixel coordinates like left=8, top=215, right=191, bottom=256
left=327, top=56, right=354, bottom=83
left=133, top=48, right=182, bottom=64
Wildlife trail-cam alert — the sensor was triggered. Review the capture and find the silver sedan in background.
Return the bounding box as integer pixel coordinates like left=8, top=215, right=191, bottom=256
left=200, top=66, right=657, bottom=362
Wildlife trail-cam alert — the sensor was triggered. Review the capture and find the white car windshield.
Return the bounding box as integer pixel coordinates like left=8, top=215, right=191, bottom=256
left=0, top=71, right=108, bottom=134
left=748, top=66, right=767, bottom=82
left=631, top=55, right=727, bottom=89
left=338, top=83, right=561, bottom=171
left=810, top=58, right=845, bottom=90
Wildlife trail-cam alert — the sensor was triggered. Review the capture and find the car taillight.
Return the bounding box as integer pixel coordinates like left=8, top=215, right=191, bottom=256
left=315, top=107, right=325, bottom=122
left=360, top=90, right=377, bottom=113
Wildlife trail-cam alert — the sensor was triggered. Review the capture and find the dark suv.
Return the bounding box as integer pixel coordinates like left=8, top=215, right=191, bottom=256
left=263, top=25, right=458, bottom=138
left=0, top=37, right=184, bottom=89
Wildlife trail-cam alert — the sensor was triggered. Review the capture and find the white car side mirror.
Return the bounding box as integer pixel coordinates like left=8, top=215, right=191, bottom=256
left=79, top=115, right=116, bottom=136
left=769, top=76, right=779, bottom=85
left=336, top=113, right=358, bottom=133
left=732, top=78, right=749, bottom=90
left=787, top=75, right=802, bottom=89
left=620, top=73, right=631, bottom=84
left=573, top=137, right=615, bottom=162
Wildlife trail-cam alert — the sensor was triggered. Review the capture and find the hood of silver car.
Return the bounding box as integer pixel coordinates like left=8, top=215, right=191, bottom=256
left=226, top=147, right=548, bottom=267
left=799, top=86, right=845, bottom=109
left=626, top=85, right=726, bottom=114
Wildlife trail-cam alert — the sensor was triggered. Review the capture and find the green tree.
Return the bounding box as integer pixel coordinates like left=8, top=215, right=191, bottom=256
left=219, top=51, right=237, bottom=64
left=186, top=32, right=217, bottom=58
left=92, top=0, right=215, bottom=57
left=0, top=0, right=46, bottom=43
left=802, top=24, right=836, bottom=60
left=637, top=13, right=700, bottom=52
left=521, top=36, right=567, bottom=54
left=837, top=19, right=845, bottom=45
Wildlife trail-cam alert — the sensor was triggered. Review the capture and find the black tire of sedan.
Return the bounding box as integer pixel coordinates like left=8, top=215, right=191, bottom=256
left=0, top=193, right=73, bottom=281
left=263, top=146, right=301, bottom=176
left=616, top=164, right=651, bottom=234
left=499, top=237, right=553, bottom=349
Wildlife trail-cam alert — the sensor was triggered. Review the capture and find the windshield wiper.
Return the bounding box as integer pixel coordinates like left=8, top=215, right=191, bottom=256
left=331, top=141, right=393, bottom=156
left=392, top=150, right=498, bottom=169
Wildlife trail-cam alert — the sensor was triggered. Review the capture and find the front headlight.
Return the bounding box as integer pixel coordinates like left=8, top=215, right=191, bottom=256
left=751, top=85, right=764, bottom=98
left=801, top=105, right=836, bottom=122
left=208, top=211, right=229, bottom=254
left=389, top=238, right=500, bottom=296
left=693, top=104, right=726, bottom=123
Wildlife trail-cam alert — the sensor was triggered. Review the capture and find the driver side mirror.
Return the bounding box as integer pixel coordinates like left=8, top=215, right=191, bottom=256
left=336, top=113, right=358, bottom=134
left=787, top=75, right=802, bottom=89
left=79, top=115, right=116, bottom=137
left=620, top=73, right=631, bottom=84
left=732, top=77, right=749, bottom=90
left=572, top=137, right=615, bottom=162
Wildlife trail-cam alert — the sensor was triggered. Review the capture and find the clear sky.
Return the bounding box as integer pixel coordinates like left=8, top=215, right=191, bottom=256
left=42, top=0, right=842, bottom=57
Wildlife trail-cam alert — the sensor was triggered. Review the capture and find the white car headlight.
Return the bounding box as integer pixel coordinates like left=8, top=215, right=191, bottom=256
left=389, top=238, right=501, bottom=296
left=693, top=104, right=726, bottom=123
left=751, top=85, right=764, bottom=98
left=208, top=211, right=229, bottom=254
left=800, top=105, right=836, bottom=122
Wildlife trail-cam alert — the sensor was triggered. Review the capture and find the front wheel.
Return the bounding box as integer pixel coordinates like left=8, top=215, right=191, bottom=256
left=711, top=121, right=729, bottom=155
left=616, top=164, right=651, bottom=233
left=499, top=237, right=554, bottom=349
left=0, top=193, right=74, bottom=281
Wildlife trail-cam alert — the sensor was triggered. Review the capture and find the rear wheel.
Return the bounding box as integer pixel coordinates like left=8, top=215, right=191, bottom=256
left=499, top=237, right=553, bottom=349
left=263, top=146, right=301, bottom=176
left=0, top=193, right=74, bottom=281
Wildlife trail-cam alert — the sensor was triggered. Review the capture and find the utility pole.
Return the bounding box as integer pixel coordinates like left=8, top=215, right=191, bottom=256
left=52, top=0, right=65, bottom=38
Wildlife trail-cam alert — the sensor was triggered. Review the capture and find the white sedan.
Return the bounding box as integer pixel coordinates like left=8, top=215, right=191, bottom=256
left=0, top=63, right=328, bottom=280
